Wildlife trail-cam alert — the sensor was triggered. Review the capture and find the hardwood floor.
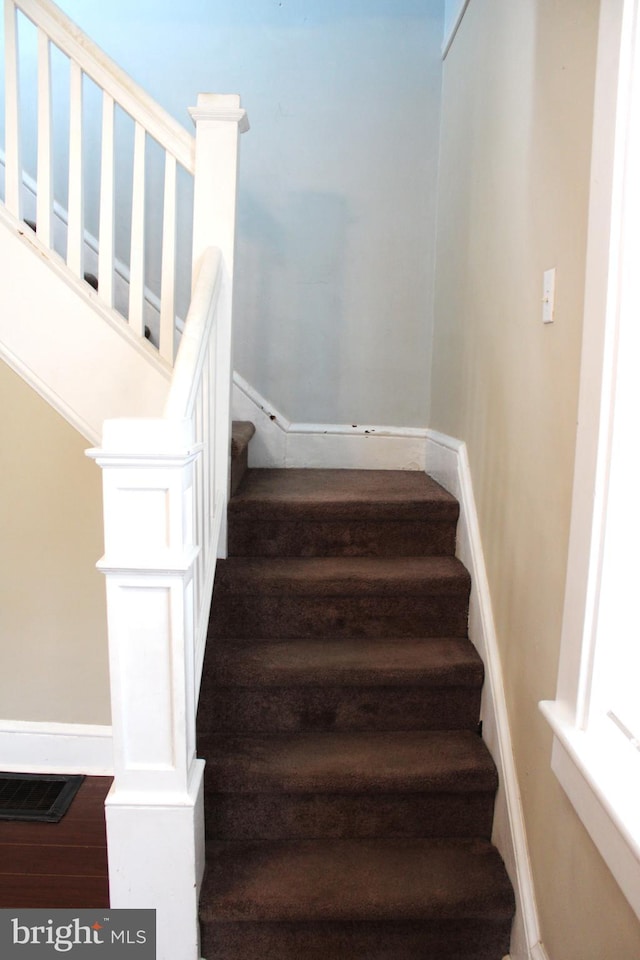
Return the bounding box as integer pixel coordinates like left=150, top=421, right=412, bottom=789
left=0, top=776, right=111, bottom=908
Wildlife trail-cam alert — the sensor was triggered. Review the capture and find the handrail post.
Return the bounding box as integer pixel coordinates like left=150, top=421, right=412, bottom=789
left=88, top=417, right=205, bottom=960
left=189, top=93, right=248, bottom=558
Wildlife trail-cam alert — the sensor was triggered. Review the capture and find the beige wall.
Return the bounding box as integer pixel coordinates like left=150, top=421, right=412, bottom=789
left=431, top=1, right=640, bottom=957
left=0, top=361, right=110, bottom=725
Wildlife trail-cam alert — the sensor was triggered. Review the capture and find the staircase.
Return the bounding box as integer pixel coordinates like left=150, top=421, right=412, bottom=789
left=197, top=427, right=515, bottom=959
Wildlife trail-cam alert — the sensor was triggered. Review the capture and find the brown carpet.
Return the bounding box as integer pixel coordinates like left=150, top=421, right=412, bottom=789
left=197, top=428, right=514, bottom=959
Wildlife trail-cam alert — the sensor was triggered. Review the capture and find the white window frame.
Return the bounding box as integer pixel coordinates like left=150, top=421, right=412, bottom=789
left=540, top=0, right=640, bottom=921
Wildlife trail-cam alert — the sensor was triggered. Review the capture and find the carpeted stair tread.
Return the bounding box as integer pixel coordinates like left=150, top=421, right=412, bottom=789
left=207, top=637, right=483, bottom=687
left=230, top=421, right=256, bottom=459
left=200, top=837, right=514, bottom=923
left=214, top=555, right=470, bottom=597
left=200, top=460, right=515, bottom=955
left=201, top=730, right=497, bottom=794
left=230, top=468, right=458, bottom=520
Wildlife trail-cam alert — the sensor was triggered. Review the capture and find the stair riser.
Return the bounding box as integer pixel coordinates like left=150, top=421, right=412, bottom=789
left=201, top=919, right=512, bottom=960
left=205, top=792, right=496, bottom=841
left=230, top=446, right=249, bottom=497
left=198, top=686, right=482, bottom=734
left=209, top=595, right=469, bottom=639
left=228, top=519, right=456, bottom=558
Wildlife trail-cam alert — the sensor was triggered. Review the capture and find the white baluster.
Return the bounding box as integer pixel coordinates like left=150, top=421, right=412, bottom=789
left=36, top=27, right=52, bottom=247
left=67, top=60, right=84, bottom=277
left=129, top=121, right=146, bottom=335
left=160, top=152, right=177, bottom=361
left=98, top=91, right=115, bottom=307
left=4, top=0, right=22, bottom=219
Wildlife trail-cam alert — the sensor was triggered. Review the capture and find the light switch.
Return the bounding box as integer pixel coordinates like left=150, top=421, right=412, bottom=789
left=543, top=268, right=556, bottom=324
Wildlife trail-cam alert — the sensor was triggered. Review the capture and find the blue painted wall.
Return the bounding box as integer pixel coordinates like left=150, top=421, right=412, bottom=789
left=41, top=0, right=444, bottom=426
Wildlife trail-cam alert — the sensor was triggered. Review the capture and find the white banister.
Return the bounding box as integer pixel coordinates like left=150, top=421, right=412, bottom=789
left=67, top=59, right=84, bottom=276
left=3, top=3, right=248, bottom=953
left=129, top=122, right=146, bottom=336
left=3, top=0, right=198, bottom=354
left=12, top=0, right=194, bottom=172
left=88, top=247, right=230, bottom=960
left=98, top=91, right=115, bottom=307
left=36, top=26, right=52, bottom=247
left=4, top=0, right=22, bottom=219
left=87, top=96, right=246, bottom=960
left=160, top=152, right=177, bottom=362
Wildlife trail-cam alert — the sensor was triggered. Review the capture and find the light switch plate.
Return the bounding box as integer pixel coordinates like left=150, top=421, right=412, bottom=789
left=543, top=268, right=556, bottom=324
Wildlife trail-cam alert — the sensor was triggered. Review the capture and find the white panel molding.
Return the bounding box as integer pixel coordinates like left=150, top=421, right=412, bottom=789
left=232, top=373, right=428, bottom=470
left=426, top=429, right=547, bottom=960
left=442, top=0, right=472, bottom=59
left=0, top=719, right=113, bottom=774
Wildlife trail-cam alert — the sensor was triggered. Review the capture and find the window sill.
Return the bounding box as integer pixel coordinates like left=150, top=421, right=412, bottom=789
left=540, top=699, right=640, bottom=921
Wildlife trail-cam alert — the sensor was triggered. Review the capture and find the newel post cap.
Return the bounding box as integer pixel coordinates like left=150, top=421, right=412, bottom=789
left=189, top=93, right=249, bottom=133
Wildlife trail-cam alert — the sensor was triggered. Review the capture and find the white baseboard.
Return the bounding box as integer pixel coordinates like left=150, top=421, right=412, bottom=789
left=232, top=373, right=428, bottom=470
left=530, top=944, right=551, bottom=960
left=425, top=429, right=547, bottom=960
left=0, top=719, right=114, bottom=774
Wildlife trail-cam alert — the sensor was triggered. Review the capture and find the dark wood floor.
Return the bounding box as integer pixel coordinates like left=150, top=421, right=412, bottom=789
left=0, top=776, right=111, bottom=908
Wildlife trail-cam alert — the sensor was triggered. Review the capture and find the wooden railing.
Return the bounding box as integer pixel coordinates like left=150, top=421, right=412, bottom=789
left=3, top=2, right=248, bottom=957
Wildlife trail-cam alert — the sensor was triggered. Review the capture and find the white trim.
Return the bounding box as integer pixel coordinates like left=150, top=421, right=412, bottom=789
left=442, top=0, right=472, bottom=59
left=541, top=699, right=640, bottom=922
left=232, top=373, right=428, bottom=470
left=1, top=339, right=101, bottom=444
left=540, top=0, right=640, bottom=926
left=0, top=719, right=114, bottom=774
left=426, top=429, right=546, bottom=960
left=530, top=946, right=551, bottom=960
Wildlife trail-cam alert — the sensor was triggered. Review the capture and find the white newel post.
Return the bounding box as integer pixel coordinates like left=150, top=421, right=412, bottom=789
left=189, top=94, right=249, bottom=558
left=88, top=419, right=205, bottom=960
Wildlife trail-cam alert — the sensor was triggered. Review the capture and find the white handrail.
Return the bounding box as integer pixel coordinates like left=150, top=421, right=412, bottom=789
left=165, top=247, right=223, bottom=419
